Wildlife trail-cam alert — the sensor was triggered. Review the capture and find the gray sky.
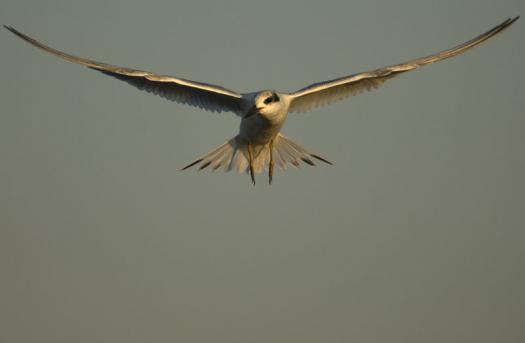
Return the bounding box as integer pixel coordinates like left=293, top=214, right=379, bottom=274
left=1, top=0, right=524, bottom=342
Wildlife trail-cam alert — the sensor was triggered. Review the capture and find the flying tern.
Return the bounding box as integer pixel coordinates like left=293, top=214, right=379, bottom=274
left=4, top=17, right=519, bottom=184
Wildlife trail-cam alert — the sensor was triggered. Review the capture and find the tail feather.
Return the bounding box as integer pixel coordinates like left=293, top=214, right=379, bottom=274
left=182, top=133, right=332, bottom=176
left=274, top=134, right=333, bottom=168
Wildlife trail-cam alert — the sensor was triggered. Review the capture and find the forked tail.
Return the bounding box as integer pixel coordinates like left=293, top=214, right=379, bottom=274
left=182, top=133, right=332, bottom=184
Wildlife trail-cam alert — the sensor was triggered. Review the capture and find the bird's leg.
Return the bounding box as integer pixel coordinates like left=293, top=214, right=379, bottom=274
left=268, top=140, right=275, bottom=184
left=247, top=143, right=256, bottom=185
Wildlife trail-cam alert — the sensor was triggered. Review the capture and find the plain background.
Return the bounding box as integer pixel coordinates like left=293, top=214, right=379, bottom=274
left=1, top=0, right=524, bottom=342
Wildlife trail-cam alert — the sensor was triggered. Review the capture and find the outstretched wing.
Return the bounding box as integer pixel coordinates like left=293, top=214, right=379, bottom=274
left=4, top=26, right=245, bottom=115
left=287, top=17, right=519, bottom=113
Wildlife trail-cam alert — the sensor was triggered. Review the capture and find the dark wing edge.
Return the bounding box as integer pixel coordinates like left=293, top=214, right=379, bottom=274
left=4, top=25, right=244, bottom=114
left=287, top=16, right=519, bottom=113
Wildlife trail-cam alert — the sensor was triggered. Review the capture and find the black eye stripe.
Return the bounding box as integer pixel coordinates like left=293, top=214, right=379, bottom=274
left=263, top=94, right=279, bottom=105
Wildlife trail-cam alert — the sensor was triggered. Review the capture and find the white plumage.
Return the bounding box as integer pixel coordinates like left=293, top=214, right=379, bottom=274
left=4, top=17, right=519, bottom=184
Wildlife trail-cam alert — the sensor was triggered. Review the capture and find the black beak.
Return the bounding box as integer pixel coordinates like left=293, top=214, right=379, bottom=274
left=245, top=105, right=260, bottom=118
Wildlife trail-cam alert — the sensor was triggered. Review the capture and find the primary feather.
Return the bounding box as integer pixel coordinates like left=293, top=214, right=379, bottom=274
left=288, top=17, right=519, bottom=113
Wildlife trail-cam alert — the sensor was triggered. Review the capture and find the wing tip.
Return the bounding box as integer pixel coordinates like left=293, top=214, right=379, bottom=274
left=484, top=16, right=520, bottom=42
left=496, top=16, right=520, bottom=33
left=4, top=25, right=17, bottom=34
left=4, top=25, right=29, bottom=40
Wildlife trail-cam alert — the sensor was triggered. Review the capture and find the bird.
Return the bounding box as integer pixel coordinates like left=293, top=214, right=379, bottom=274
left=4, top=17, right=519, bottom=185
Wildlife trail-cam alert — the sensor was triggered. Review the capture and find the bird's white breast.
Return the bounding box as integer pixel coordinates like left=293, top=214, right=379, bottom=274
left=239, top=109, right=287, bottom=145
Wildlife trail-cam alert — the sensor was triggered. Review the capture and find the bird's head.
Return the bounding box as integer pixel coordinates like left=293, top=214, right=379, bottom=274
left=247, top=90, right=283, bottom=119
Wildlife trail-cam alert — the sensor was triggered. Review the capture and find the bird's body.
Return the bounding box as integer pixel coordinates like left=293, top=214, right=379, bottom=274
left=4, top=17, right=519, bottom=184
left=239, top=91, right=289, bottom=145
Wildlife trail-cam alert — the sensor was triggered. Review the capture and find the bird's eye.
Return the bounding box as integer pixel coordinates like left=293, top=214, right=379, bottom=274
left=263, top=94, right=279, bottom=105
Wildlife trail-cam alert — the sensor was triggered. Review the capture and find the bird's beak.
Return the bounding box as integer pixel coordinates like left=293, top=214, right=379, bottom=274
left=245, top=105, right=260, bottom=118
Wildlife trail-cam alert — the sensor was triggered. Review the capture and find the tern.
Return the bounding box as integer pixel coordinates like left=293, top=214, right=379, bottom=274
left=4, top=17, right=519, bottom=184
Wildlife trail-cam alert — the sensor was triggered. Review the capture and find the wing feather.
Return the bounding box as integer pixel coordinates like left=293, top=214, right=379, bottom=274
left=4, top=26, right=245, bottom=115
left=288, top=17, right=519, bottom=113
